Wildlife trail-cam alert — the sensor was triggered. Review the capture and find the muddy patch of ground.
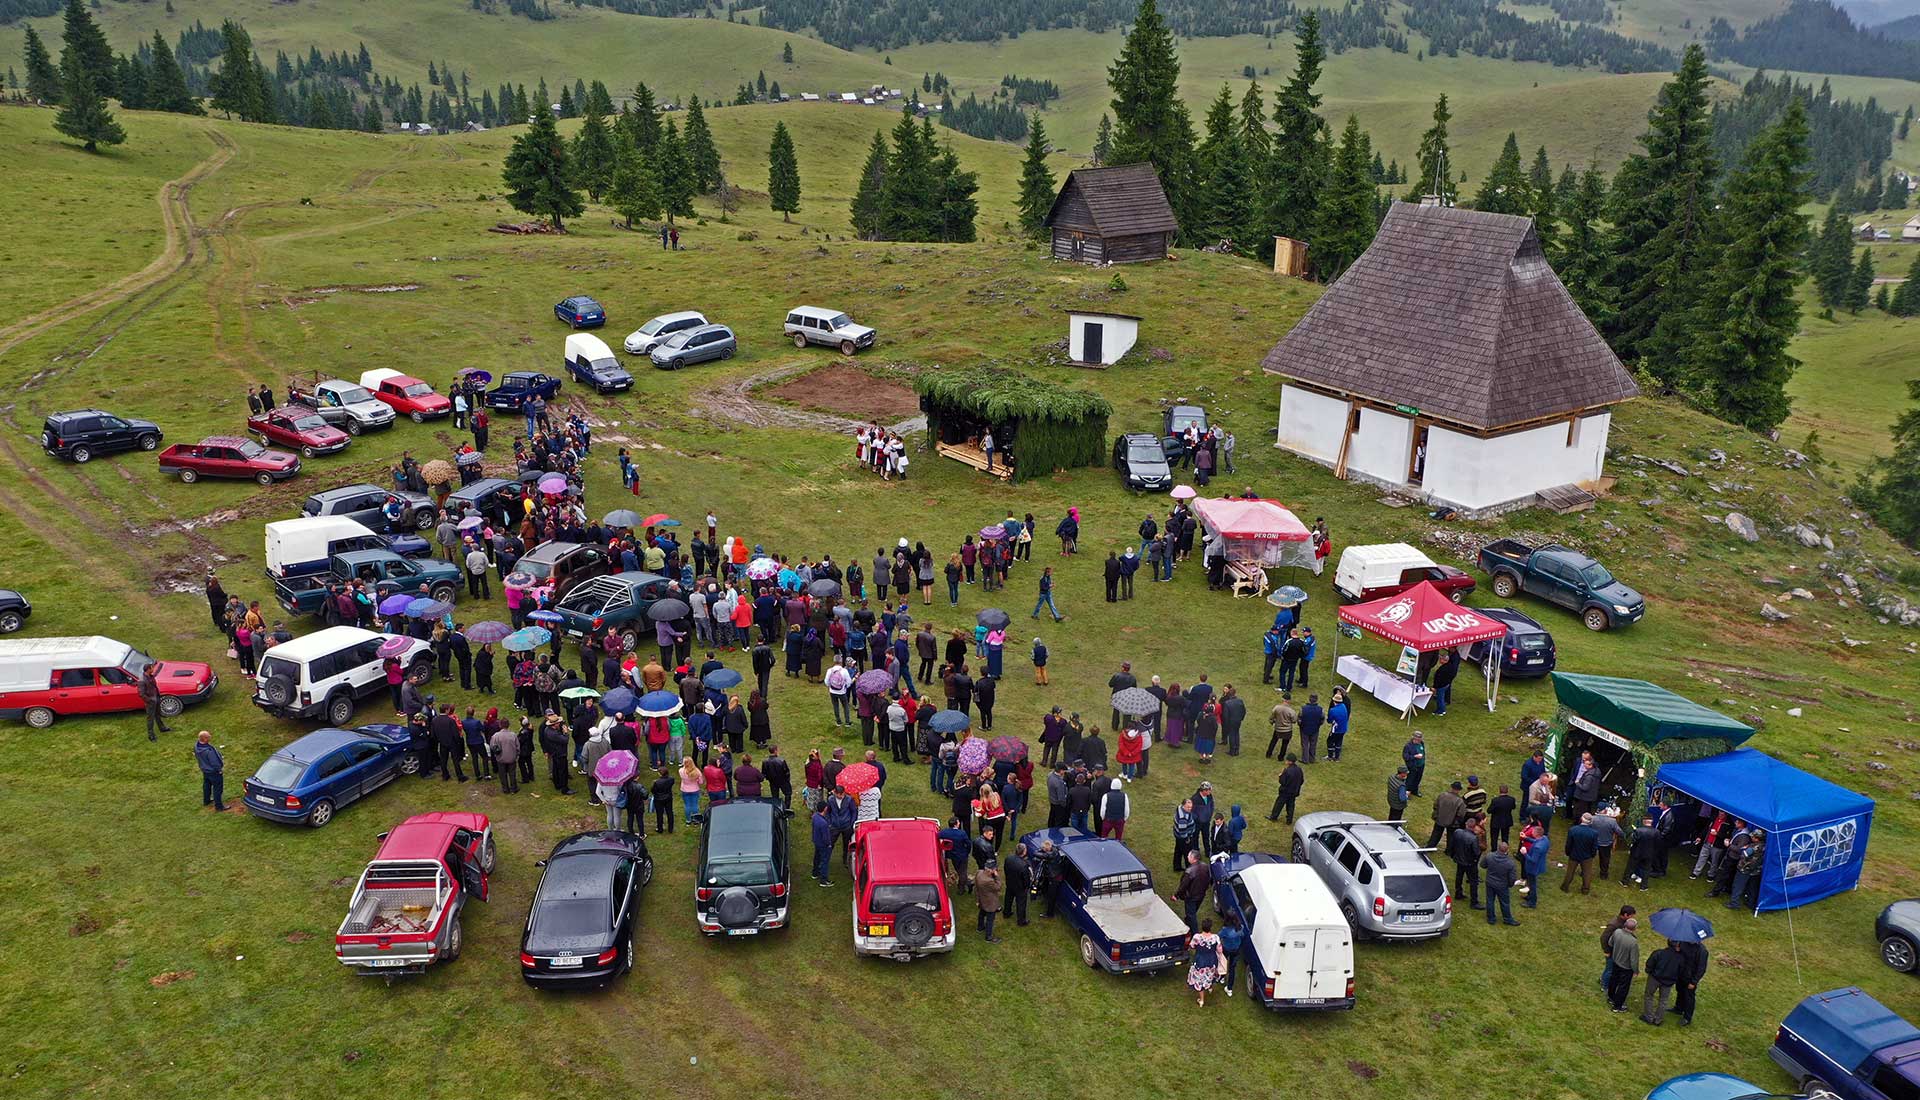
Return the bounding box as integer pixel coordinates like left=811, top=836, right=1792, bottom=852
left=763, top=363, right=922, bottom=421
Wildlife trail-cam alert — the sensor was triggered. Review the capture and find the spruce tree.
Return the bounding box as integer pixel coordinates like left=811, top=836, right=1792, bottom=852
left=1894, top=252, right=1920, bottom=316
left=608, top=131, right=663, bottom=228
left=502, top=108, right=583, bottom=230
left=628, top=83, right=660, bottom=153
left=570, top=106, right=616, bottom=201
left=362, top=101, right=385, bottom=133
left=1014, top=117, right=1055, bottom=238
left=1606, top=44, right=1718, bottom=381
left=1092, top=113, right=1113, bottom=166
left=1107, top=0, right=1197, bottom=237
left=1527, top=146, right=1553, bottom=207
left=654, top=119, right=695, bottom=222
left=587, top=79, right=613, bottom=116
left=682, top=94, right=721, bottom=192
left=1265, top=11, right=1326, bottom=246
left=145, top=31, right=200, bottom=114
left=1875, top=284, right=1891, bottom=311
left=1848, top=249, right=1875, bottom=314
left=1811, top=208, right=1855, bottom=309
left=1408, top=94, right=1455, bottom=203
left=1238, top=81, right=1269, bottom=165
left=851, top=130, right=888, bottom=240
left=24, top=26, right=61, bottom=104
left=767, top=120, right=801, bottom=221
left=1473, top=132, right=1529, bottom=215
left=557, top=85, right=575, bottom=118
left=1197, top=84, right=1253, bottom=245
left=59, top=0, right=115, bottom=99
left=117, top=55, right=148, bottom=111
left=210, top=21, right=268, bottom=122
left=935, top=141, right=979, bottom=243
left=880, top=107, right=935, bottom=240
left=53, top=57, right=124, bottom=151
left=1684, top=99, right=1809, bottom=432
left=1556, top=166, right=1616, bottom=331
left=536, top=78, right=549, bottom=112
left=1851, top=379, right=1920, bottom=547
left=1862, top=170, right=1884, bottom=211
left=783, top=41, right=794, bottom=64
left=1310, top=116, right=1376, bottom=280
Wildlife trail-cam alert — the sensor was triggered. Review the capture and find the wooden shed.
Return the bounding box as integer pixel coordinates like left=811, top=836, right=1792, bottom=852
left=1044, top=163, right=1178, bottom=265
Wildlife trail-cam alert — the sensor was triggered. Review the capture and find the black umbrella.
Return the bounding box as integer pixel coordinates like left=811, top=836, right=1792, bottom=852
left=516, top=468, right=545, bottom=483
left=1111, top=687, right=1160, bottom=717
left=646, top=598, right=691, bottom=621
left=977, top=608, right=1010, bottom=630
left=807, top=578, right=842, bottom=599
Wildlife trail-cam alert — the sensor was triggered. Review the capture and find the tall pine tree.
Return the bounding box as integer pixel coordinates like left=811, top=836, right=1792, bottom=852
left=1092, top=113, right=1112, bottom=166
left=881, top=107, right=936, bottom=240
left=1472, top=133, right=1529, bottom=215
left=145, top=31, right=200, bottom=115
left=1238, top=81, right=1269, bottom=165
left=1015, top=117, right=1056, bottom=239
left=682, top=94, right=721, bottom=192
left=570, top=106, right=616, bottom=202
left=1555, top=166, right=1616, bottom=331
left=1810, top=207, right=1855, bottom=309
left=1310, top=116, right=1376, bottom=280
left=1848, top=249, right=1875, bottom=314
left=502, top=108, right=583, bottom=230
left=1408, top=94, right=1455, bottom=203
left=1265, top=11, right=1326, bottom=248
left=22, top=26, right=61, bottom=105
left=851, top=130, right=889, bottom=239
left=1684, top=99, right=1809, bottom=432
left=59, top=0, right=115, bottom=99
left=608, top=131, right=663, bottom=228
left=1852, top=379, right=1920, bottom=547
left=1606, top=44, right=1718, bottom=383
left=1107, top=0, right=1197, bottom=238
left=654, top=119, right=695, bottom=222
left=53, top=58, right=124, bottom=151
left=1892, top=251, right=1920, bottom=316
left=626, top=83, right=661, bottom=153
left=209, top=21, right=270, bottom=122
left=767, top=120, right=801, bottom=221
left=1197, top=84, right=1253, bottom=245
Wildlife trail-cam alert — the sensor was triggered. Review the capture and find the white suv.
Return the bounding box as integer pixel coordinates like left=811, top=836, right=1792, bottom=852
left=784, top=305, right=876, bottom=355
left=253, top=626, right=432, bottom=726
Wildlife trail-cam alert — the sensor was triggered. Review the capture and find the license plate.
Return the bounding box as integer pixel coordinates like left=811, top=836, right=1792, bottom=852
left=1401, top=912, right=1432, bottom=923
left=254, top=794, right=275, bottom=805
left=566, top=630, right=583, bottom=639
left=362, top=957, right=411, bottom=968
left=1524, top=658, right=1543, bottom=665
left=867, top=925, right=891, bottom=937
left=549, top=956, right=583, bottom=968
left=727, top=928, right=756, bottom=936
left=1292, top=997, right=1327, bottom=1005
left=1136, top=954, right=1169, bottom=965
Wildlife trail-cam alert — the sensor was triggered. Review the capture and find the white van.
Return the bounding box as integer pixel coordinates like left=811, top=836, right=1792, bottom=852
left=265, top=516, right=391, bottom=579
left=562, top=332, right=633, bottom=394
left=1332, top=542, right=1474, bottom=603
left=1226, top=862, right=1354, bottom=1011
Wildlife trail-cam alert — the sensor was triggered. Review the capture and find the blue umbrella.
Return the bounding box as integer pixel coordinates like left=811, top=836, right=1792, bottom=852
left=407, top=597, right=453, bottom=620
left=600, top=687, right=637, bottom=715
left=503, top=627, right=551, bottom=651
left=526, top=610, right=564, bottom=624
left=377, top=593, right=413, bottom=616
left=703, top=668, right=743, bottom=690
left=1648, top=908, right=1715, bottom=942
left=638, top=690, right=681, bottom=717
left=654, top=518, right=681, bottom=527
left=1267, top=585, right=1310, bottom=609
left=930, top=709, right=971, bottom=734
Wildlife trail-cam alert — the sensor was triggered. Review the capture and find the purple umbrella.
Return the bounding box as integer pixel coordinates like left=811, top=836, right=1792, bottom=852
left=854, top=668, right=895, bottom=695
left=538, top=475, right=568, bottom=495
left=377, top=593, right=413, bottom=616
left=594, top=750, right=639, bottom=785
left=503, top=571, right=534, bottom=589
left=956, top=738, right=990, bottom=774
left=979, top=525, right=1006, bottom=540
left=466, top=620, right=512, bottom=644
left=376, top=635, right=415, bottom=658
left=987, top=735, right=1028, bottom=763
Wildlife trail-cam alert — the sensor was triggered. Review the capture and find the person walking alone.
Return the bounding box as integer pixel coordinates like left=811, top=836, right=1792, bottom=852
left=194, top=732, right=225, bottom=810
left=1031, top=566, right=1063, bottom=623
left=1269, top=754, right=1304, bottom=824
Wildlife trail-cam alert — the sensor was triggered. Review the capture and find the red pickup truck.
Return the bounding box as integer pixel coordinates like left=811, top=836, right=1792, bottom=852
left=158, top=437, right=301, bottom=485
left=335, top=812, right=494, bottom=978
left=360, top=369, right=452, bottom=422
left=247, top=406, right=351, bottom=459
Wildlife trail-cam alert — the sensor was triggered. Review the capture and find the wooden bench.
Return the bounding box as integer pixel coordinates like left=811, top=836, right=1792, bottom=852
left=1227, top=560, right=1269, bottom=599
left=936, top=442, right=1014, bottom=480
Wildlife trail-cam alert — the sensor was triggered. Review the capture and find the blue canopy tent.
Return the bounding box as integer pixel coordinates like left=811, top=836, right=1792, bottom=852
left=1652, top=748, right=1875, bottom=913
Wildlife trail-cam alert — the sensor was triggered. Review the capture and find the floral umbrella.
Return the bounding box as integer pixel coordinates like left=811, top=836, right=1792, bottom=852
left=376, top=635, right=415, bottom=658
left=835, top=761, right=881, bottom=797
left=593, top=750, right=639, bottom=785
left=956, top=738, right=990, bottom=774
left=466, top=620, right=512, bottom=644
left=503, top=627, right=551, bottom=651
left=420, top=459, right=456, bottom=485
left=854, top=669, right=895, bottom=695
left=987, top=735, right=1028, bottom=763
left=1267, top=585, right=1310, bottom=609
left=745, top=557, right=781, bottom=580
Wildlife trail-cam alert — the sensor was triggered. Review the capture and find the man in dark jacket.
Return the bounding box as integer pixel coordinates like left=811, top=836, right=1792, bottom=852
left=762, top=745, right=792, bottom=808
left=1563, top=814, right=1600, bottom=894
left=1403, top=733, right=1427, bottom=796
left=194, top=731, right=225, bottom=810
left=811, top=804, right=835, bottom=886
left=1269, top=755, right=1305, bottom=823
left=751, top=641, right=775, bottom=700
left=1219, top=686, right=1246, bottom=756
left=1002, top=843, right=1033, bottom=925
left=1296, top=693, right=1325, bottom=764
left=825, top=786, right=858, bottom=863
left=1427, top=781, right=1465, bottom=849
left=974, top=675, right=996, bottom=731
left=1641, top=940, right=1685, bottom=1025
left=431, top=705, right=468, bottom=782
left=1046, top=764, right=1070, bottom=828
left=1103, top=553, right=1121, bottom=602
left=1626, top=816, right=1661, bottom=888
left=1488, top=784, right=1518, bottom=848
left=1388, top=766, right=1410, bottom=821
left=1480, top=841, right=1520, bottom=926
left=1448, top=821, right=1483, bottom=909
left=1429, top=649, right=1460, bottom=715
left=1079, top=729, right=1107, bottom=773
left=937, top=818, right=972, bottom=892
left=1173, top=850, right=1211, bottom=933
left=140, top=665, right=171, bottom=740
left=1673, top=938, right=1709, bottom=1025
left=541, top=716, right=571, bottom=794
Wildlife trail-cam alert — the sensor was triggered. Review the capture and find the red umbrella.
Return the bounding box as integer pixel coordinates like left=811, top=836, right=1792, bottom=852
left=642, top=513, right=672, bottom=527
left=835, top=762, right=880, bottom=797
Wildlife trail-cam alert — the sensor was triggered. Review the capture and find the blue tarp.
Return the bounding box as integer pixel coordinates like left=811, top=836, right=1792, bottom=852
left=1653, top=749, right=1875, bottom=912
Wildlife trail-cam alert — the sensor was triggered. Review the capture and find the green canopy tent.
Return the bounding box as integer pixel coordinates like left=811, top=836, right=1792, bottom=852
left=915, top=367, right=1111, bottom=484
left=1543, top=672, right=1756, bottom=822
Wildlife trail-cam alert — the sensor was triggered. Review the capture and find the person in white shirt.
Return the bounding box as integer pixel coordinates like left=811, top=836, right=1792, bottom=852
left=824, top=659, right=855, bottom=727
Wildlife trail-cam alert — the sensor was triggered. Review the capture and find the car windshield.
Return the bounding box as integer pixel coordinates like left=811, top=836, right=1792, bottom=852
left=661, top=332, right=692, bottom=349
left=518, top=558, right=554, bottom=581
left=335, top=385, right=374, bottom=404
left=705, top=858, right=776, bottom=887
left=1385, top=874, right=1446, bottom=903
left=590, top=357, right=620, bottom=373
left=826, top=314, right=853, bottom=329
left=291, top=413, right=329, bottom=432
left=1582, top=563, right=1616, bottom=589
left=119, top=649, right=155, bottom=678
left=1170, top=412, right=1205, bottom=432
left=869, top=883, right=939, bottom=913
left=532, top=897, right=609, bottom=937
left=402, top=382, right=434, bottom=397
left=237, top=439, right=266, bottom=459
left=638, top=318, right=667, bottom=335
left=1128, top=444, right=1166, bottom=463
left=252, top=755, right=307, bottom=789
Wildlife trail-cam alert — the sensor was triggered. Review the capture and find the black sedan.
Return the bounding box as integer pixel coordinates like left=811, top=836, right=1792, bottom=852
left=1878, top=899, right=1920, bottom=973
left=520, top=831, right=653, bottom=989
left=1464, top=606, right=1557, bottom=678
left=1112, top=433, right=1172, bottom=492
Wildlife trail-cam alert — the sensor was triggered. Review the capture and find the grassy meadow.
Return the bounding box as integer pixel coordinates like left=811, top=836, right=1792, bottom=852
left=1, top=101, right=1920, bottom=1100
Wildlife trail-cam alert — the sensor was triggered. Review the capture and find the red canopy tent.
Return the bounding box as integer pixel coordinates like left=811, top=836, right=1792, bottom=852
left=1334, top=581, right=1511, bottom=716
left=1190, top=497, right=1315, bottom=569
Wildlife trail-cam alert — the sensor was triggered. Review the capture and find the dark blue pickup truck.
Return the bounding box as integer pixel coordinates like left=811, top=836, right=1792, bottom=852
left=1020, top=827, right=1189, bottom=976
left=1771, top=986, right=1920, bottom=1100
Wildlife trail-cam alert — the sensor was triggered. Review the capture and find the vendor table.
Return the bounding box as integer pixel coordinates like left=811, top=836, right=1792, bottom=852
left=1336, top=654, right=1433, bottom=717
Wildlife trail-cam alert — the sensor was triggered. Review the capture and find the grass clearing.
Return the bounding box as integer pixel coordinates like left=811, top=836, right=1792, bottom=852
left=1, top=106, right=1919, bottom=1100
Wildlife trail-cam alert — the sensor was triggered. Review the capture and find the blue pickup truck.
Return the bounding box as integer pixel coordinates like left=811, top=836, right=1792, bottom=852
left=1020, top=827, right=1189, bottom=976
left=1771, top=986, right=1920, bottom=1100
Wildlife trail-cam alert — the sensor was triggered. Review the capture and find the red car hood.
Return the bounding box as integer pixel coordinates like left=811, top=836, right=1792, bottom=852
left=411, top=394, right=451, bottom=412
left=258, top=450, right=300, bottom=468
left=303, top=427, right=350, bottom=447
left=152, top=660, right=215, bottom=691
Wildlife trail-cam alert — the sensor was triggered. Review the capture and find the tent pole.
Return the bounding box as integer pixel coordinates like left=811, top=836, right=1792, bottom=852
left=1488, top=653, right=1501, bottom=713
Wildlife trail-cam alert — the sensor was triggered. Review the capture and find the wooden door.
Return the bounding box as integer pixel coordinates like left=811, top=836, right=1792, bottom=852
left=1083, top=322, right=1103, bottom=363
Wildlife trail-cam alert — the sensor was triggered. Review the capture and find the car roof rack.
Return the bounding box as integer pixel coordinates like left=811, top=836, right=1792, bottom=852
left=1324, top=819, right=1438, bottom=866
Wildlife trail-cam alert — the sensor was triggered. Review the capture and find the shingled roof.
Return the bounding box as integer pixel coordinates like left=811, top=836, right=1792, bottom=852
left=1262, top=203, right=1638, bottom=431
left=1046, top=163, right=1179, bottom=238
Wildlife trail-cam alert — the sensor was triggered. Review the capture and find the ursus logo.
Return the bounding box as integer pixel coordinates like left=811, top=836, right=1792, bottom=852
left=1374, top=597, right=1415, bottom=627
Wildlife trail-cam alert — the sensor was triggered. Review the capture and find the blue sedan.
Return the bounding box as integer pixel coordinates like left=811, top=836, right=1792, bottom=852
left=555, top=296, right=607, bottom=329
left=242, top=724, right=418, bottom=828
left=1646, top=1073, right=1813, bottom=1100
